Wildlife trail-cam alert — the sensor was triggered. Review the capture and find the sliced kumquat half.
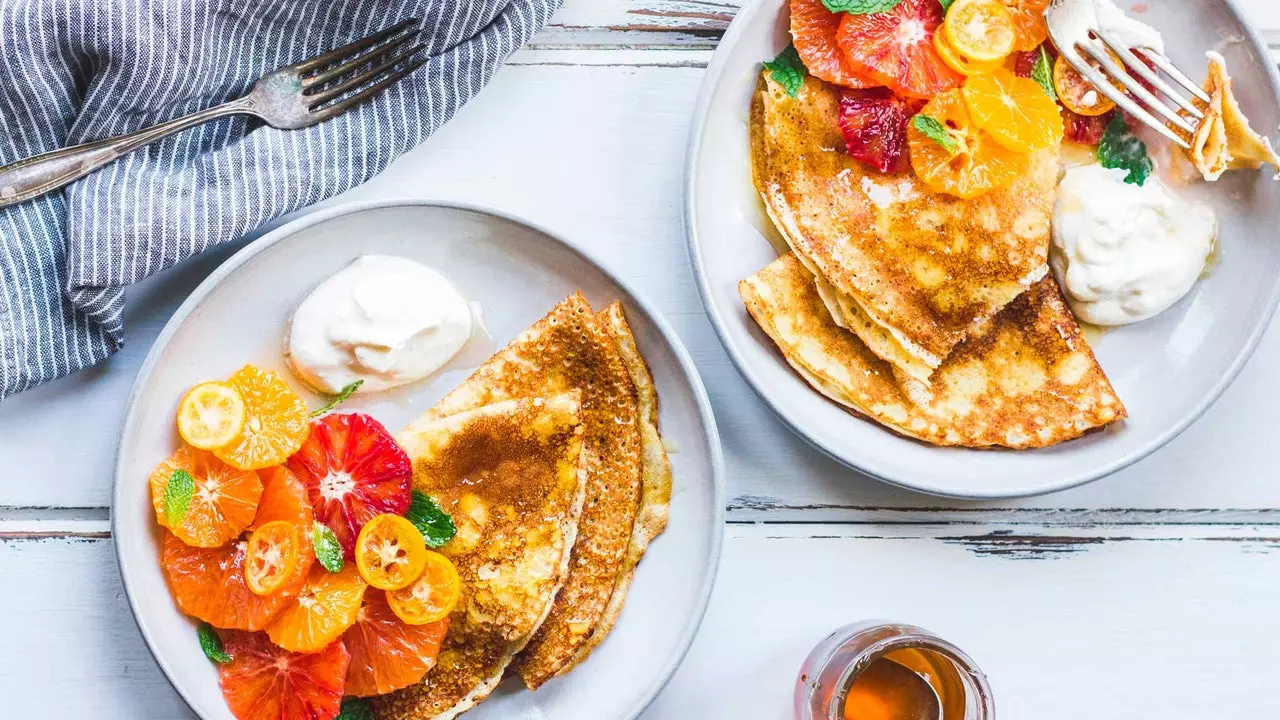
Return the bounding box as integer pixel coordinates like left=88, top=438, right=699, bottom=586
left=1001, top=0, right=1050, bottom=52
left=944, top=0, right=1016, bottom=63
left=835, top=0, right=961, bottom=100
left=933, top=24, right=1004, bottom=76
left=213, top=365, right=310, bottom=471
left=149, top=445, right=262, bottom=548
left=355, top=514, right=429, bottom=591
left=267, top=564, right=368, bottom=654
left=245, top=520, right=304, bottom=596
left=790, top=0, right=877, bottom=88
left=386, top=550, right=461, bottom=626
left=1054, top=53, right=1118, bottom=117
left=908, top=89, right=1029, bottom=199
left=218, top=631, right=349, bottom=720
left=161, top=532, right=291, bottom=631
left=962, top=69, right=1064, bottom=152
left=343, top=590, right=450, bottom=697
left=177, top=381, right=246, bottom=450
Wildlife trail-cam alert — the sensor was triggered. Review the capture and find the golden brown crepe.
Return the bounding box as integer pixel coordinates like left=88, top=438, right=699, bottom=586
left=750, top=73, right=1057, bottom=382
left=1190, top=51, right=1280, bottom=181
left=740, top=254, right=1125, bottom=448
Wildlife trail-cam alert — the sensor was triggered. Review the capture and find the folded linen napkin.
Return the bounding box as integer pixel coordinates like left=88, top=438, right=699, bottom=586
left=0, top=0, right=560, bottom=400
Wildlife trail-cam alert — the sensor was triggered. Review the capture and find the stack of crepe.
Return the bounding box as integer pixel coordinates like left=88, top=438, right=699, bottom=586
left=376, top=294, right=672, bottom=720
left=743, top=73, right=1125, bottom=448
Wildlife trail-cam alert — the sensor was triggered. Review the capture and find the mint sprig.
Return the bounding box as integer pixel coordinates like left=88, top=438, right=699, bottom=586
left=163, top=469, right=195, bottom=527
left=406, top=490, right=457, bottom=549
left=310, top=379, right=363, bottom=418
left=912, top=114, right=959, bottom=154
left=1098, top=114, right=1152, bottom=185
left=823, top=0, right=904, bottom=13
left=764, top=45, right=806, bottom=98
left=312, top=522, right=344, bottom=572
left=197, top=622, right=232, bottom=664
left=938, top=0, right=955, bottom=10
left=335, top=697, right=374, bottom=720
left=1031, top=46, right=1057, bottom=102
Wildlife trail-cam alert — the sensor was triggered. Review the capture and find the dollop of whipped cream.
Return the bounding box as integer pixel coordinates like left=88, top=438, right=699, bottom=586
left=1050, top=165, right=1216, bottom=326
left=285, top=255, right=477, bottom=393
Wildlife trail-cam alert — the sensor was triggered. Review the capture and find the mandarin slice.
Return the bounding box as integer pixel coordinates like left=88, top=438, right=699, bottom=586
left=962, top=69, right=1063, bottom=152
left=908, top=89, right=1029, bottom=199
left=1001, top=0, right=1050, bottom=52
left=161, top=532, right=289, bottom=631
left=835, top=0, right=961, bottom=100
left=267, top=564, right=368, bottom=653
left=149, top=445, right=262, bottom=548
left=218, top=631, right=349, bottom=720
left=945, top=0, right=1016, bottom=63
left=790, top=0, right=877, bottom=88
left=177, top=381, right=246, bottom=450
left=214, top=365, right=310, bottom=471
left=251, top=466, right=315, bottom=531
left=343, top=589, right=449, bottom=697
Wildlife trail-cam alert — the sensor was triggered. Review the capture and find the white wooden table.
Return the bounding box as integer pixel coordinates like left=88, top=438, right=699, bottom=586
left=4, top=1, right=1280, bottom=717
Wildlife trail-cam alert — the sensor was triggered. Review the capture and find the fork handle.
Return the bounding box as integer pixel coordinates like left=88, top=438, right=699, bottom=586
left=0, top=97, right=253, bottom=209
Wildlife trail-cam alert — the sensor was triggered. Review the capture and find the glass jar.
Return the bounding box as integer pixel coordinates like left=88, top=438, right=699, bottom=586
left=795, top=621, right=994, bottom=720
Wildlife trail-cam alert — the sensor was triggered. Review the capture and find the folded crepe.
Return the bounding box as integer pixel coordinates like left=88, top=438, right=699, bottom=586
left=1189, top=51, right=1280, bottom=181
left=740, top=253, right=1125, bottom=448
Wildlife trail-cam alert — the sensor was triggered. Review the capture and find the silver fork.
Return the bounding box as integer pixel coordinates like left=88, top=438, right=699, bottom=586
left=0, top=18, right=426, bottom=209
left=1046, top=0, right=1209, bottom=149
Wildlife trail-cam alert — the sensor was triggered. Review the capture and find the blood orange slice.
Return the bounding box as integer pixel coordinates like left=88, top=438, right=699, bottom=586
left=836, top=0, right=961, bottom=99
left=267, top=564, right=368, bottom=654
left=161, top=532, right=289, bottom=631
left=287, top=413, right=411, bottom=558
left=343, top=589, right=449, bottom=697
left=218, top=631, right=349, bottom=720
left=149, top=445, right=262, bottom=548
left=790, top=0, right=876, bottom=88
left=837, top=87, right=923, bottom=173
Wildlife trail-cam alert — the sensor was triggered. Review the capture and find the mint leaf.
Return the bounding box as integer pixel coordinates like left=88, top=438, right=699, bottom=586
left=764, top=45, right=806, bottom=98
left=164, top=469, right=195, bottom=527
left=197, top=622, right=232, bottom=664
left=406, top=490, right=457, bottom=549
left=1032, top=46, right=1057, bottom=102
left=823, top=0, right=904, bottom=13
left=310, top=379, right=363, bottom=418
left=938, top=0, right=955, bottom=10
left=912, top=114, right=959, bottom=154
left=312, top=522, right=344, bottom=573
left=336, top=697, right=374, bottom=720
left=1098, top=114, right=1152, bottom=185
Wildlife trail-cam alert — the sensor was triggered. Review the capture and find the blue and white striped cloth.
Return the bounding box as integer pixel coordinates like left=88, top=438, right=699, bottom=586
left=0, top=0, right=560, bottom=400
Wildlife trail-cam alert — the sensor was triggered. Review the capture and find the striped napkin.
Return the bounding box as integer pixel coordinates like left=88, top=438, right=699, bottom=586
left=0, top=0, right=560, bottom=400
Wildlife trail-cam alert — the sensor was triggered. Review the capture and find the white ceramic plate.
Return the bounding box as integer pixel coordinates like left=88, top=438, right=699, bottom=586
left=686, top=0, right=1280, bottom=498
left=113, top=200, right=724, bottom=719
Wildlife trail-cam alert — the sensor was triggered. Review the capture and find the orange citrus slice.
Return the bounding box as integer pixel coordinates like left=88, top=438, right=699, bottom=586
left=267, top=564, right=368, bottom=653
left=386, top=551, right=461, bottom=626
left=908, top=89, right=1029, bottom=199
left=790, top=0, right=877, bottom=89
left=149, top=445, right=262, bottom=548
left=250, top=466, right=314, bottom=531
left=835, top=0, right=961, bottom=100
left=933, top=24, right=1003, bottom=76
left=218, top=631, right=349, bottom=720
left=245, top=520, right=304, bottom=596
left=176, top=381, right=245, bottom=450
left=161, top=532, right=291, bottom=630
left=213, top=365, right=309, bottom=471
left=343, top=589, right=450, bottom=697
left=945, top=0, right=1016, bottom=63
left=355, top=514, right=428, bottom=591
left=1001, top=0, right=1050, bottom=52
left=1054, top=54, right=1117, bottom=117
left=962, top=69, right=1063, bottom=152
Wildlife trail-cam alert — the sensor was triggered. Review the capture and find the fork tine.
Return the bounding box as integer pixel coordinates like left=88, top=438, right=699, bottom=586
left=309, top=56, right=428, bottom=121
left=1058, top=47, right=1191, bottom=149
left=291, top=18, right=420, bottom=74
left=308, top=45, right=426, bottom=108
left=304, top=29, right=418, bottom=89
left=1078, top=41, right=1197, bottom=135
left=1093, top=31, right=1203, bottom=119
left=1138, top=49, right=1212, bottom=105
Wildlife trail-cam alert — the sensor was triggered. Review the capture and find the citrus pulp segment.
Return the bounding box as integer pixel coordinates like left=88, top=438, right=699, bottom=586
left=963, top=69, right=1064, bottom=152
left=267, top=564, right=368, bottom=653
left=149, top=445, right=262, bottom=548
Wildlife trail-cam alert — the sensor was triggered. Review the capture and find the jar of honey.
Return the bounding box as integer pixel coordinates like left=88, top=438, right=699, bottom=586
left=795, top=622, right=993, bottom=720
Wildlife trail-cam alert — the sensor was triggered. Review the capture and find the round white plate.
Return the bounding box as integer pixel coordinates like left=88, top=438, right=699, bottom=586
left=114, top=199, right=724, bottom=719
left=686, top=0, right=1280, bottom=498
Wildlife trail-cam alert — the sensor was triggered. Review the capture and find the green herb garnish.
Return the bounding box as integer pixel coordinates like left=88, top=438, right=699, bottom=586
left=335, top=697, right=374, bottom=720
left=406, top=490, right=457, bottom=548
left=312, top=522, right=344, bottom=573
left=1098, top=114, right=1153, bottom=185
left=1031, top=46, right=1057, bottom=102
left=912, top=114, right=959, bottom=154
left=163, top=469, right=195, bottom=527
left=310, top=379, right=364, bottom=418
left=823, top=0, right=905, bottom=13
left=764, top=45, right=807, bottom=98
left=197, top=622, right=232, bottom=664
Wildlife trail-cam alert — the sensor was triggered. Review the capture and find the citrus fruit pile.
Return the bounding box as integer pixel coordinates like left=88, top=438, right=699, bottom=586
left=150, top=364, right=463, bottom=720
left=781, top=0, right=1118, bottom=198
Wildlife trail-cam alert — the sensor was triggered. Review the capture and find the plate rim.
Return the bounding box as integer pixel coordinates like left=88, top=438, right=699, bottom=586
left=112, top=197, right=726, bottom=719
left=682, top=0, right=1280, bottom=499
